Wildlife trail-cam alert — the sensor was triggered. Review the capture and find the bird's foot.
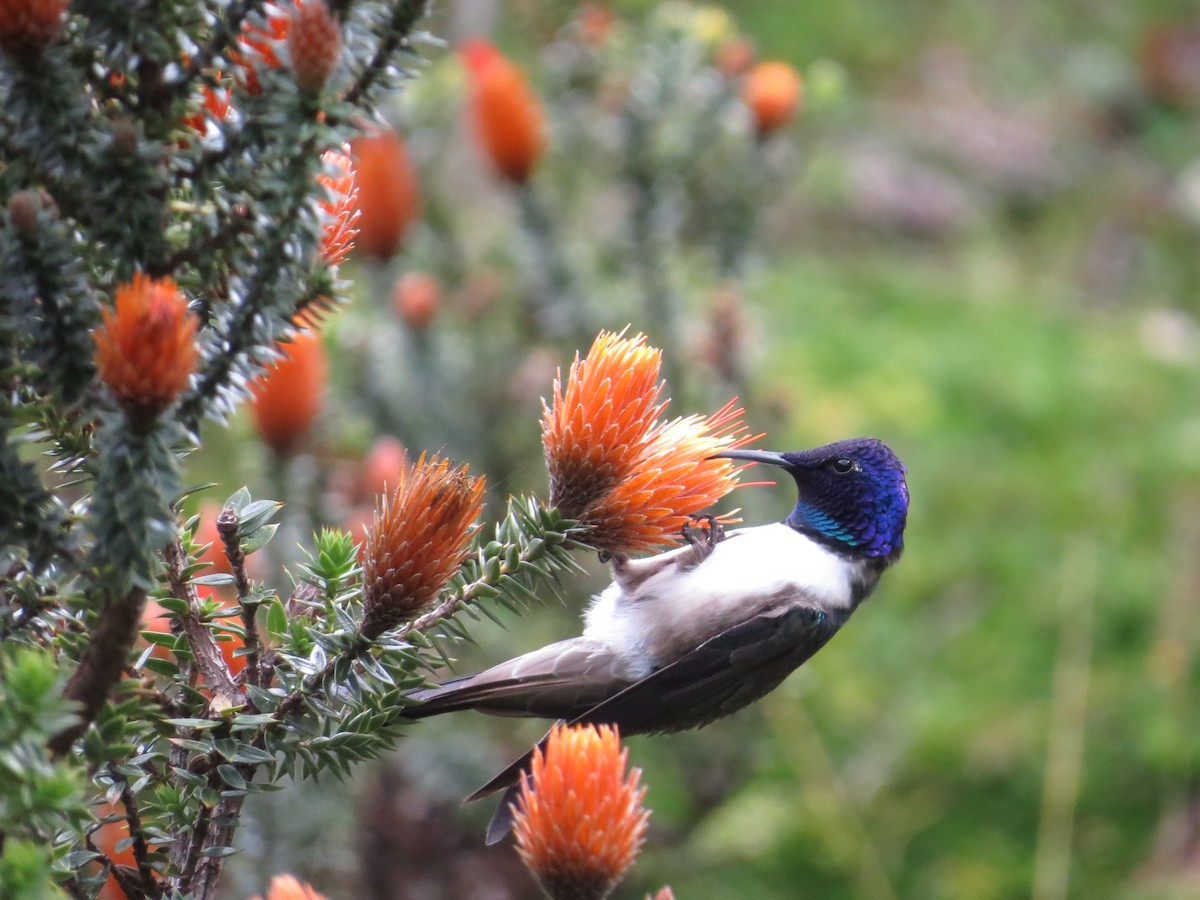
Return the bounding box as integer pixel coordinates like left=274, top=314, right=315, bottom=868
left=681, top=515, right=725, bottom=555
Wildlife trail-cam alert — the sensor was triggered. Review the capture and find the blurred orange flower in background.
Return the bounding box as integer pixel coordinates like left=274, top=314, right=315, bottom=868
left=249, top=328, right=327, bottom=456
left=460, top=38, right=547, bottom=184
left=513, top=723, right=649, bottom=900
left=742, top=60, right=803, bottom=136
left=350, top=129, right=421, bottom=261
left=0, top=0, right=68, bottom=58
left=251, top=873, right=328, bottom=900
left=541, top=330, right=756, bottom=556
left=391, top=270, right=441, bottom=331
left=93, top=273, right=199, bottom=423
left=359, top=453, right=485, bottom=639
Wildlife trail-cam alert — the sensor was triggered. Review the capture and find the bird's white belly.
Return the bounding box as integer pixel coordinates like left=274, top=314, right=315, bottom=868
left=583, top=523, right=858, bottom=673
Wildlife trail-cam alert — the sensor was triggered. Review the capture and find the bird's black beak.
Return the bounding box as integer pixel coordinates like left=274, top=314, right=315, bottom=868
left=710, top=448, right=791, bottom=468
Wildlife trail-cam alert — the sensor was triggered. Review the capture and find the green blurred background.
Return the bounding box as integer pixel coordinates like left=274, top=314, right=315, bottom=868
left=203, top=1, right=1200, bottom=897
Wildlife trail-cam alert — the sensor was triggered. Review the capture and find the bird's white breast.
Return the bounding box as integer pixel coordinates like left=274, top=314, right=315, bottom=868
left=583, top=523, right=861, bottom=675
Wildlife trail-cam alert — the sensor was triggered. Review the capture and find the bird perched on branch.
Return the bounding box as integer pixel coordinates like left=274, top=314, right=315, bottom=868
left=404, top=437, right=909, bottom=843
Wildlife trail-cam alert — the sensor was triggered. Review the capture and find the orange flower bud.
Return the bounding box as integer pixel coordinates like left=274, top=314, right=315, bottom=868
left=248, top=328, right=327, bottom=456
left=460, top=39, right=547, bottom=184
left=288, top=0, right=341, bottom=94
left=0, top=0, right=68, bottom=60
left=318, top=147, right=359, bottom=266
left=93, top=273, right=199, bottom=424
left=391, top=271, right=440, bottom=331
left=513, top=723, right=649, bottom=900
left=350, top=130, right=421, bottom=261
left=742, top=60, right=803, bottom=136
left=360, top=454, right=484, bottom=639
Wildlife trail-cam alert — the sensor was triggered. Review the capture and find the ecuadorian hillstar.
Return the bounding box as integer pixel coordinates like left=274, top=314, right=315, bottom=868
left=404, top=437, right=910, bottom=843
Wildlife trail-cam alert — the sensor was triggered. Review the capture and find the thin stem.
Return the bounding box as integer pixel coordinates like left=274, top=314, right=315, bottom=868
left=217, top=506, right=261, bottom=688
left=343, top=0, right=428, bottom=108
left=1031, top=538, right=1097, bottom=900
left=164, top=539, right=245, bottom=707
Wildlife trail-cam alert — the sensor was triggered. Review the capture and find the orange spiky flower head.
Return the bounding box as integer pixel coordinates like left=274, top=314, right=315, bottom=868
left=541, top=330, right=757, bottom=556
left=317, top=146, right=359, bottom=267
left=459, top=38, right=547, bottom=184
left=250, top=874, right=328, bottom=900
left=93, top=273, right=199, bottom=428
left=513, top=723, right=649, bottom=900
left=360, top=454, right=485, bottom=639
left=287, top=0, right=341, bottom=94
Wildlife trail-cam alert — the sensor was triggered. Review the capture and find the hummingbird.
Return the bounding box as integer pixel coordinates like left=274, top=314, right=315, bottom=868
left=404, top=437, right=909, bottom=842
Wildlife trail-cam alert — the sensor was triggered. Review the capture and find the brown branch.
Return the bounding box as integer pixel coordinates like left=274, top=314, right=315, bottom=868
left=48, top=587, right=147, bottom=757
left=119, top=776, right=159, bottom=896
left=163, top=539, right=245, bottom=709
left=216, top=506, right=262, bottom=688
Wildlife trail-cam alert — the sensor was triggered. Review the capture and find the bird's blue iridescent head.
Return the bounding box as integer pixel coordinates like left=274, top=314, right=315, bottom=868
left=717, top=438, right=909, bottom=558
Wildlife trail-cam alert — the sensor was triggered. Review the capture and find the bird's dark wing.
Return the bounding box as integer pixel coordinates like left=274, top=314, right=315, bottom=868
left=578, top=600, right=841, bottom=736
left=403, top=637, right=637, bottom=721
left=472, top=601, right=841, bottom=843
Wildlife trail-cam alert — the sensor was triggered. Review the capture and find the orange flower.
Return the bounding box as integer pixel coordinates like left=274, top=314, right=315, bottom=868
left=391, top=271, right=440, bottom=331
left=360, top=454, right=485, bottom=639
left=287, top=0, right=340, bottom=94
left=317, top=147, right=359, bottom=266
left=251, top=874, right=328, bottom=900
left=742, top=60, right=803, bottom=137
left=184, top=82, right=233, bottom=137
left=513, top=723, right=649, bottom=900
left=350, top=130, right=421, bottom=261
left=231, top=4, right=289, bottom=95
left=0, top=0, right=68, bottom=60
left=541, top=330, right=756, bottom=556
left=249, top=328, right=327, bottom=456
left=460, top=39, right=546, bottom=184
left=93, top=273, right=199, bottom=423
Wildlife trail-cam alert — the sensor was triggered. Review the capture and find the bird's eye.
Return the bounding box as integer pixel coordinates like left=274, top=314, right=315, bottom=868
left=831, top=457, right=857, bottom=475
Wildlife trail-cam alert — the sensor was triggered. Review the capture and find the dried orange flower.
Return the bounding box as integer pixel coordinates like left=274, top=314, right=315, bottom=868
left=248, top=328, right=327, bottom=456
left=360, top=454, right=485, bottom=639
left=287, top=0, right=340, bottom=94
left=250, top=874, right=328, bottom=900
left=350, top=130, right=421, bottom=261
left=513, top=723, right=649, bottom=900
left=0, top=0, right=68, bottom=60
left=742, top=60, right=803, bottom=137
left=93, top=273, right=199, bottom=424
left=460, top=39, right=547, bottom=184
left=317, top=146, right=359, bottom=267
left=541, top=330, right=756, bottom=556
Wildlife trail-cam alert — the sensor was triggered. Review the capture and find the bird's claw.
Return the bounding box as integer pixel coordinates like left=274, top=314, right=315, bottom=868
left=682, top=515, right=724, bottom=552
